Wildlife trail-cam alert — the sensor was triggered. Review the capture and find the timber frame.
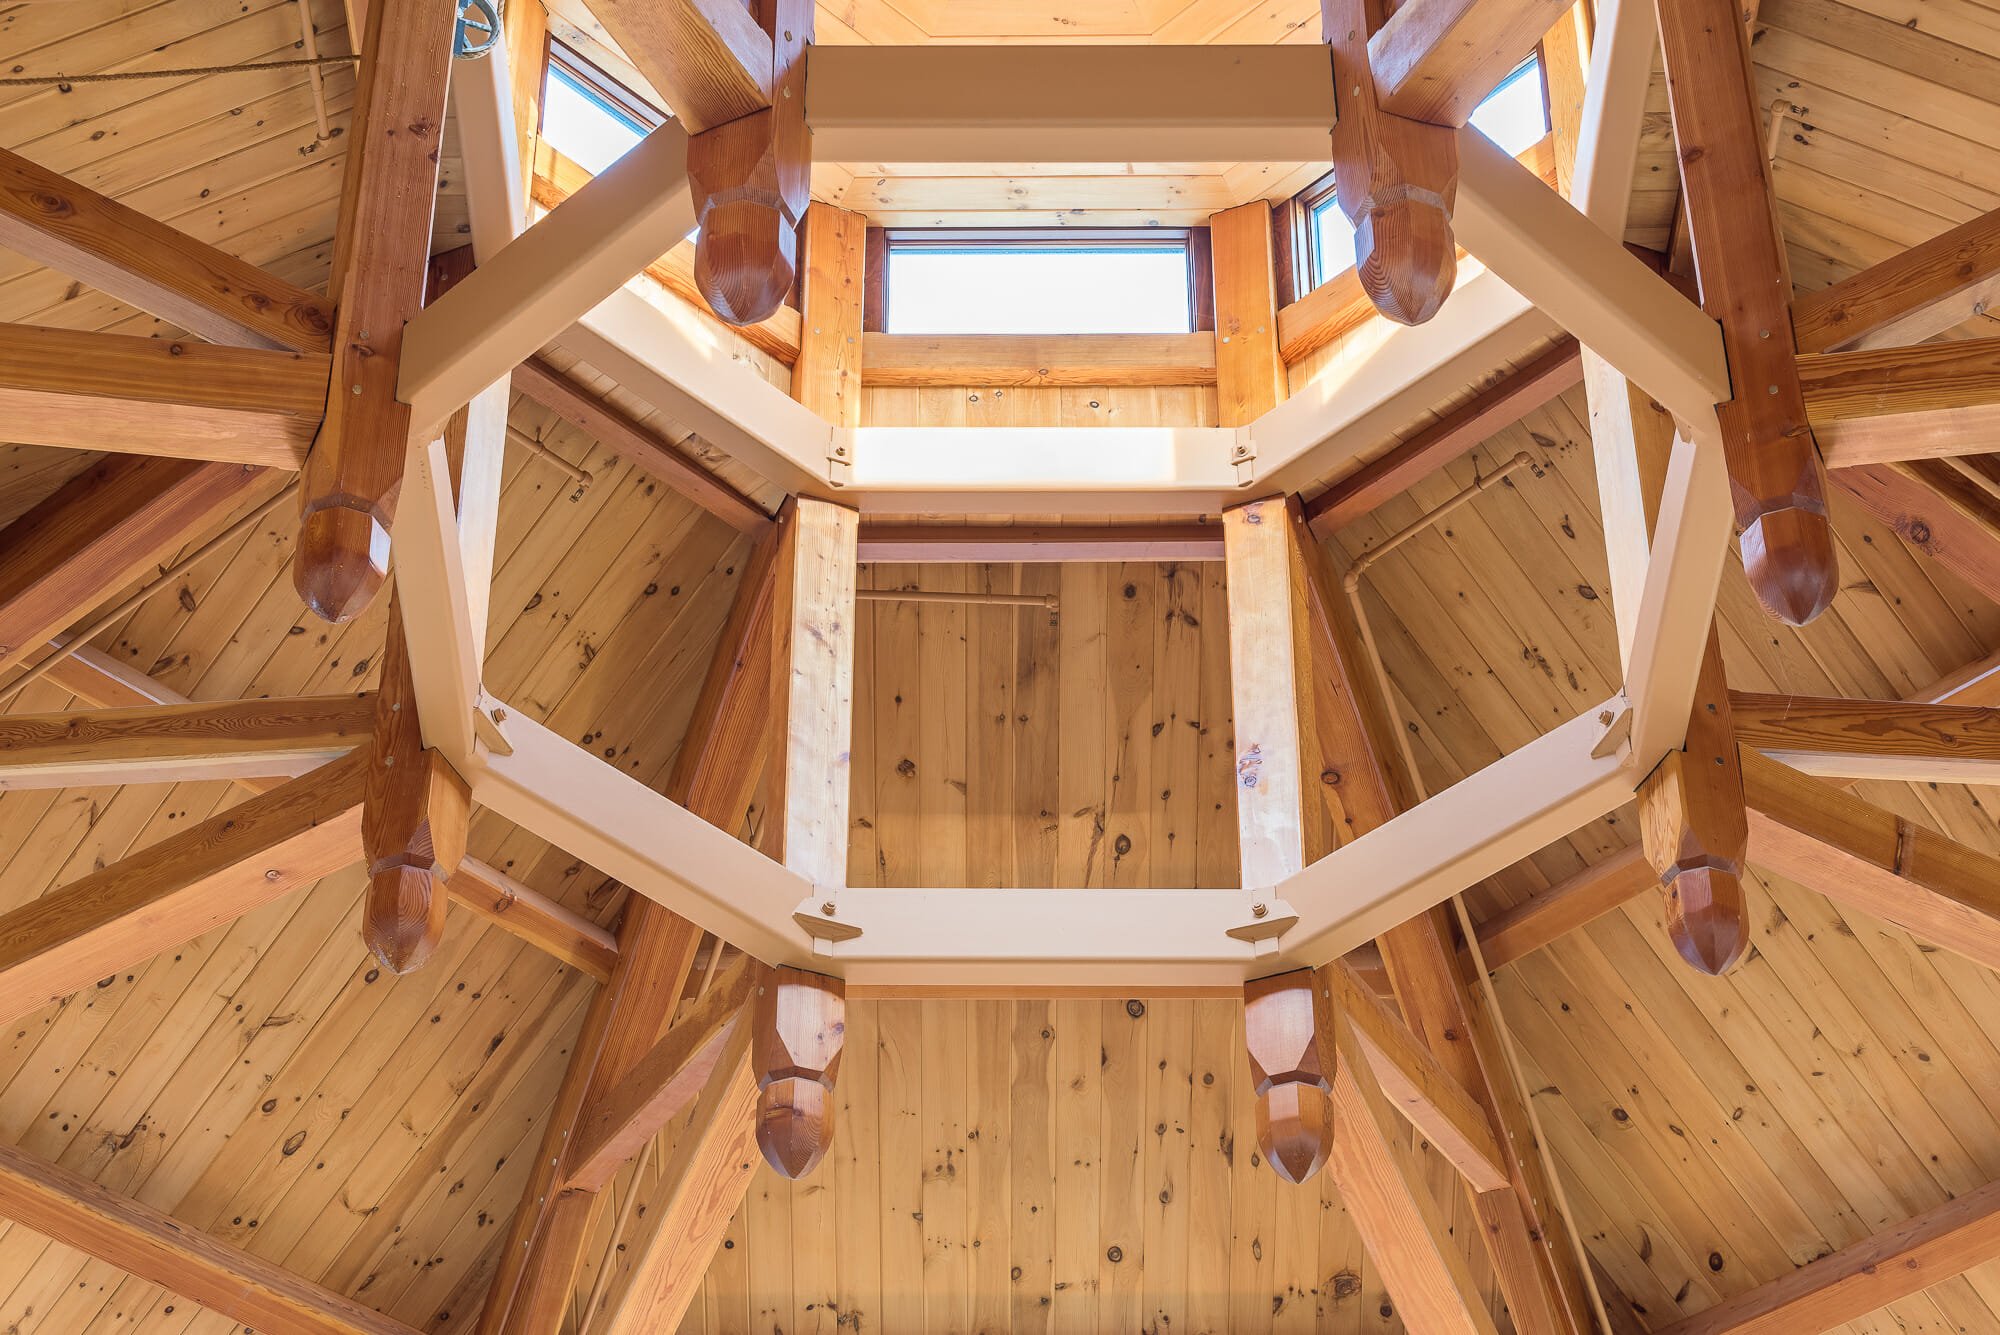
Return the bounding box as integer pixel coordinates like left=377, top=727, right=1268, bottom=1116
left=5, top=0, right=2000, bottom=1330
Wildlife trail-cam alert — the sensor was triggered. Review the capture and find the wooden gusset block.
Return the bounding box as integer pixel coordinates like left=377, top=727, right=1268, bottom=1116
left=689, top=0, right=812, bottom=326
left=1242, top=968, right=1337, bottom=1185
left=751, top=965, right=845, bottom=1179
left=1654, top=0, right=1838, bottom=626
left=1323, top=0, right=1461, bottom=325
left=362, top=598, right=470, bottom=974
left=1637, top=623, right=1749, bottom=974
left=294, top=0, right=457, bottom=623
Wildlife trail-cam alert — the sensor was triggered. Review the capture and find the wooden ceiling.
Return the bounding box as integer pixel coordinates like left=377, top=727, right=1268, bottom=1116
left=0, top=0, right=1997, bottom=1332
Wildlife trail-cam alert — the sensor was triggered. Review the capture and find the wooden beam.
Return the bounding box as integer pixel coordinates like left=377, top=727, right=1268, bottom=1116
left=294, top=0, right=457, bottom=623
left=478, top=523, right=788, bottom=1334
left=0, top=145, right=333, bottom=354
left=0, top=455, right=263, bottom=675
left=1732, top=691, right=2000, bottom=785
left=1800, top=339, right=2000, bottom=468
left=803, top=44, right=1336, bottom=164
left=563, top=953, right=763, bottom=1193
left=0, top=695, right=371, bottom=790
left=510, top=358, right=771, bottom=536
left=568, top=0, right=770, bottom=134
left=1655, top=0, right=1838, bottom=626
left=793, top=203, right=867, bottom=426
left=361, top=594, right=471, bottom=974
left=592, top=1020, right=762, bottom=1335
left=0, top=750, right=364, bottom=1026
left=687, top=0, right=810, bottom=325
left=1370, top=0, right=1573, bottom=125
left=1324, top=0, right=1462, bottom=325
left=1321, top=996, right=1503, bottom=1335
left=1637, top=624, right=1749, bottom=974
left=1471, top=844, right=1657, bottom=970
left=0, top=324, right=327, bottom=467
left=861, top=332, right=1218, bottom=388
left=1211, top=201, right=1289, bottom=426
left=856, top=522, right=1224, bottom=563
left=31, top=647, right=615, bottom=982
left=766, top=498, right=861, bottom=887
left=1658, top=1178, right=2000, bottom=1335
left=1304, top=338, right=1581, bottom=534
left=1327, top=960, right=1510, bottom=1193
left=0, top=1139, right=418, bottom=1335
left=1742, top=747, right=2000, bottom=973
left=443, top=859, right=619, bottom=983
left=1792, top=207, right=2000, bottom=354
left=1225, top=493, right=1598, bottom=1335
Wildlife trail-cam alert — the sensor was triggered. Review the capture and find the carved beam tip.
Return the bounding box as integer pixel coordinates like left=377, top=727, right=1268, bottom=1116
left=1739, top=506, right=1839, bottom=627
left=752, top=966, right=844, bottom=1180
left=294, top=503, right=390, bottom=624
left=1666, top=864, right=1750, bottom=976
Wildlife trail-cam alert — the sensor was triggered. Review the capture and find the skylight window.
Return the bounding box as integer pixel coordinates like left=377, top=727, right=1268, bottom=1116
left=540, top=46, right=657, bottom=175
left=1306, top=55, right=1551, bottom=287
left=885, top=234, right=1195, bottom=335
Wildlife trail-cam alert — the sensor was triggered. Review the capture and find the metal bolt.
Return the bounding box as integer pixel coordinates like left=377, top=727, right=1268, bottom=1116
left=1768, top=384, right=1780, bottom=395
left=382, top=755, right=395, bottom=767
left=351, top=384, right=363, bottom=395
left=265, top=869, right=282, bottom=882
left=391, top=701, right=401, bottom=711
left=822, top=901, right=838, bottom=915
left=1250, top=902, right=1268, bottom=919
left=493, top=707, right=508, bottom=723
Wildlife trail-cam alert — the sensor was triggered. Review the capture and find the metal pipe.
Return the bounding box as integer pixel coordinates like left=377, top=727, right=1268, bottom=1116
left=505, top=424, right=595, bottom=487
left=857, top=587, right=1058, bottom=610
left=296, top=0, right=335, bottom=142
left=1343, top=451, right=1536, bottom=590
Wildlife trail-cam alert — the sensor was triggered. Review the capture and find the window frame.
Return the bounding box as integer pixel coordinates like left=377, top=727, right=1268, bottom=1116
left=541, top=39, right=665, bottom=150
left=879, top=227, right=1208, bottom=336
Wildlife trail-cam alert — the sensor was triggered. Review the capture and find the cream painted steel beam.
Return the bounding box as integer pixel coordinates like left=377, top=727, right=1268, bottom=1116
left=805, top=45, right=1336, bottom=164
left=555, top=285, right=831, bottom=498
left=1247, top=267, right=1562, bottom=497
left=1453, top=130, right=1728, bottom=429
left=398, top=120, right=695, bottom=434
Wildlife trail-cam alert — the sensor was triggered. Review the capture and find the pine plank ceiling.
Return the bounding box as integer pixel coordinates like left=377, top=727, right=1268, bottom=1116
left=0, top=1, right=1996, bottom=1332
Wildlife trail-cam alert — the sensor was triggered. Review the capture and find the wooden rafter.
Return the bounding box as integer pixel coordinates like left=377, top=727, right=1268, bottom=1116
left=1655, top=0, right=1838, bottom=626
left=1303, top=337, right=1581, bottom=535
left=1800, top=338, right=2000, bottom=468
left=0, top=324, right=327, bottom=468
left=856, top=523, right=1224, bottom=563
left=1730, top=691, right=2000, bottom=784
left=1833, top=460, right=2000, bottom=608
left=478, top=521, right=784, bottom=1334
left=294, top=0, right=457, bottom=624
left=0, top=455, right=268, bottom=676
left=1742, top=748, right=2000, bottom=973
left=1369, top=0, right=1573, bottom=125
left=0, top=145, right=333, bottom=354
left=511, top=357, right=772, bottom=536
left=1471, top=844, right=1657, bottom=971
left=1658, top=1177, right=2000, bottom=1335
left=563, top=952, right=764, bottom=1193
left=0, top=1140, right=415, bottom=1335
left=1222, top=493, right=1599, bottom=1335
left=570, top=0, right=771, bottom=134
left=36, top=646, right=619, bottom=985
left=1792, top=206, right=2000, bottom=354
left=0, top=694, right=371, bottom=790
left=0, top=750, right=365, bottom=1027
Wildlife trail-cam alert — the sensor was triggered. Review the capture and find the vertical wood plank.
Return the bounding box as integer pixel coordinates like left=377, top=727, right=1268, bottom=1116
left=1211, top=201, right=1288, bottom=427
